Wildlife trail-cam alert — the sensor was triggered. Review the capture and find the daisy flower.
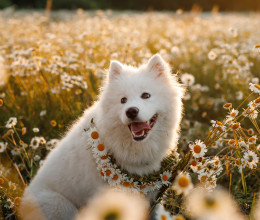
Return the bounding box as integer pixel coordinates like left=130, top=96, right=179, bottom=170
left=189, top=140, right=207, bottom=158
left=173, top=172, right=193, bottom=195
left=30, top=137, right=40, bottom=150
left=0, top=142, right=7, bottom=153
left=11, top=148, right=20, bottom=156
left=6, top=117, right=17, bottom=128
left=229, top=109, right=239, bottom=118
left=5, top=198, right=14, bottom=209
left=231, top=122, right=240, bottom=130
left=248, top=135, right=257, bottom=144
left=180, top=73, right=195, bottom=86
left=160, top=171, right=172, bottom=186
left=208, top=50, right=217, bottom=60
left=33, top=128, right=39, bottom=133
left=185, top=188, right=245, bottom=220
left=223, top=103, right=232, bottom=109
left=8, top=181, right=16, bottom=190
left=249, top=83, right=260, bottom=95
left=75, top=189, right=148, bottom=220
left=155, top=204, right=172, bottom=220
left=243, top=150, right=259, bottom=169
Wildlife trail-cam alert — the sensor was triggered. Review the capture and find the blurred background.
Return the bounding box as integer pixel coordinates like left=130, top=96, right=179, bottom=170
left=0, top=0, right=260, bottom=11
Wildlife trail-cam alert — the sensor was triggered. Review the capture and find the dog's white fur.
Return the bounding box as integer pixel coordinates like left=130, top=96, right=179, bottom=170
left=20, top=54, right=184, bottom=220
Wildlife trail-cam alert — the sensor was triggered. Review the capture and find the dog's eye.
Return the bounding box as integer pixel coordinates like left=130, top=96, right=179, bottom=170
left=121, top=97, right=127, bottom=104
left=141, top=92, right=151, bottom=99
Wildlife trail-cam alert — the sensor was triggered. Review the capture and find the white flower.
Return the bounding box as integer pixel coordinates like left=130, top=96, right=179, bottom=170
left=249, top=83, right=260, bottom=94
left=5, top=198, right=14, bottom=209
left=189, top=140, right=207, bottom=158
left=0, top=142, right=8, bottom=153
left=40, top=110, right=47, bottom=116
left=11, top=148, right=20, bottom=155
left=236, top=91, right=243, bottom=100
left=172, top=172, right=193, bottom=195
left=185, top=188, right=245, bottom=220
left=75, top=189, right=148, bottom=220
left=46, top=139, right=59, bottom=150
left=160, top=171, right=172, bottom=186
left=33, top=128, right=39, bottom=133
left=6, top=117, right=17, bottom=128
left=229, top=109, right=239, bottom=118
left=34, top=155, right=41, bottom=161
left=30, top=137, right=40, bottom=149
left=180, top=73, right=195, bottom=86
left=243, top=150, right=259, bottom=169
left=155, top=204, right=172, bottom=220
left=208, top=50, right=217, bottom=60
left=248, top=135, right=257, bottom=144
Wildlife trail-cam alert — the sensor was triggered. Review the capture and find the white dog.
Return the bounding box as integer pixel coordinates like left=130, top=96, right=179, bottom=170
left=20, top=54, right=184, bottom=220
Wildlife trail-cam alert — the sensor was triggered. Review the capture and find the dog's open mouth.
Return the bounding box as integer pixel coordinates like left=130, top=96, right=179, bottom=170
left=128, top=114, right=158, bottom=141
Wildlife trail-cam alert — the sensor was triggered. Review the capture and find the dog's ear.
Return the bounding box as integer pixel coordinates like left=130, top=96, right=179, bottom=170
left=109, top=60, right=123, bottom=80
left=147, top=54, right=169, bottom=78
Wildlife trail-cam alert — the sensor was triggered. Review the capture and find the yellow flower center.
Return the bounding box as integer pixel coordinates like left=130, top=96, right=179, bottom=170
left=161, top=215, right=167, bottom=220
left=200, top=175, right=207, bottom=182
left=91, top=131, right=99, bottom=139
left=178, top=176, right=189, bottom=188
left=193, top=145, right=201, bottom=153
left=162, top=175, right=168, bottom=181
left=232, top=123, right=239, bottom=130
left=97, top=144, right=105, bottom=151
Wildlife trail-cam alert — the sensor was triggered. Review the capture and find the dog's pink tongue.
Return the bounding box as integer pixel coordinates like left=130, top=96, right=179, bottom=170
left=130, top=122, right=151, bottom=133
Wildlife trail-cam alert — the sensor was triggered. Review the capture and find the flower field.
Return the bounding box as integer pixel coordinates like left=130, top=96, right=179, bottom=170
left=0, top=10, right=260, bottom=220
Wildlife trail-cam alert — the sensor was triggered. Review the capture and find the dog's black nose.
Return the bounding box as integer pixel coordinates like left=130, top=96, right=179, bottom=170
left=126, top=107, right=139, bottom=120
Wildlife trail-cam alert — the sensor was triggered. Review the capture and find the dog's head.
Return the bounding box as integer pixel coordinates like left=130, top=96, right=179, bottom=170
left=97, top=54, right=184, bottom=174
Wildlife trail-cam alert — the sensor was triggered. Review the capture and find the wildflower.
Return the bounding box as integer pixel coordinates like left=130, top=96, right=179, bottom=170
left=248, top=135, right=257, bottom=144
left=0, top=142, right=7, bottom=153
left=180, top=73, right=195, bottom=86
left=75, top=189, right=148, bottom=220
left=243, top=150, right=259, bottom=169
left=11, top=148, right=20, bottom=155
left=30, top=137, right=40, bottom=150
left=231, top=122, right=240, bottom=130
left=257, top=144, right=260, bottom=152
left=5, top=198, right=14, bottom=209
left=247, top=128, right=254, bottom=135
left=50, top=120, right=57, bottom=127
left=208, top=50, right=217, bottom=60
left=185, top=188, right=245, bottom=220
left=229, top=109, right=239, bottom=118
left=155, top=204, right=172, bottom=220
left=0, top=98, right=3, bottom=106
left=34, top=155, right=41, bottom=161
left=173, top=172, right=193, bottom=195
left=223, top=103, right=232, bottom=109
left=249, top=83, right=260, bottom=95
left=33, top=128, right=39, bottom=133
left=8, top=181, right=16, bottom=190
left=6, top=117, right=17, bottom=128
left=160, top=171, right=172, bottom=185
left=236, top=91, right=243, bottom=100
left=189, top=140, right=207, bottom=158
left=46, top=139, right=59, bottom=150
left=40, top=110, right=47, bottom=116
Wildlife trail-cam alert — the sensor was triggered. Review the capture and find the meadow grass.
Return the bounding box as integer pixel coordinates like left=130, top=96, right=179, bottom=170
left=0, top=10, right=259, bottom=219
